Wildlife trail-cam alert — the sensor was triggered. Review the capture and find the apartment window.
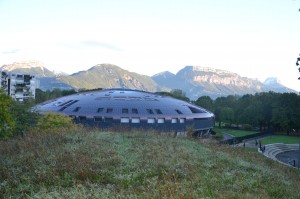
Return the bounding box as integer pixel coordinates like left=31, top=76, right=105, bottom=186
left=131, top=118, right=140, bottom=123
left=132, top=108, right=138, bottom=114
left=179, top=118, right=185, bottom=123
left=73, top=107, right=81, bottom=112
left=171, top=118, right=178, bottom=123
left=155, top=109, right=162, bottom=114
left=122, top=108, right=129, bottom=114
left=147, top=118, right=155, bottom=123
left=157, top=118, right=165, bottom=124
left=97, top=108, right=104, bottom=113
left=120, top=117, right=130, bottom=123
left=107, top=108, right=113, bottom=113
left=147, top=109, right=154, bottom=114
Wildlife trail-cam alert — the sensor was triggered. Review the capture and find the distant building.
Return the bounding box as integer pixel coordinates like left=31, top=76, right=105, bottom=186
left=0, top=71, right=36, bottom=102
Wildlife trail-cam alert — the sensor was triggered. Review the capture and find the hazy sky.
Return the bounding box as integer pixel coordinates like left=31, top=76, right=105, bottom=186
left=0, top=0, right=299, bottom=91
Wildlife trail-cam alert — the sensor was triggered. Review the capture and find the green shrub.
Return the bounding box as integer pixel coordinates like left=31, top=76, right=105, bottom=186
left=243, top=124, right=252, bottom=130
left=35, top=113, right=77, bottom=133
left=0, top=89, right=15, bottom=139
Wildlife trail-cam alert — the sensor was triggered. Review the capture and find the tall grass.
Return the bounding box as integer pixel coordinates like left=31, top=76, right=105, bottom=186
left=0, top=128, right=299, bottom=198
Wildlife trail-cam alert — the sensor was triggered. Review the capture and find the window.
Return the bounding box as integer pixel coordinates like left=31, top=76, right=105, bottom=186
left=194, top=118, right=208, bottom=121
left=132, top=108, right=138, bottom=114
left=94, top=116, right=103, bottom=122
left=120, top=117, right=130, bottom=123
left=179, top=118, right=185, bottom=123
left=157, top=118, right=165, bottom=123
left=79, top=116, right=86, bottom=121
left=147, top=118, right=155, bottom=123
left=188, top=106, right=206, bottom=113
left=122, top=108, right=129, bottom=114
left=175, top=109, right=183, bottom=114
left=97, top=108, right=104, bottom=113
left=131, top=118, right=140, bottom=123
left=155, top=109, right=162, bottom=114
left=107, top=108, right=113, bottom=113
left=147, top=109, right=154, bottom=114
left=104, top=117, right=113, bottom=122
left=171, top=118, right=178, bottom=123
left=73, top=107, right=81, bottom=112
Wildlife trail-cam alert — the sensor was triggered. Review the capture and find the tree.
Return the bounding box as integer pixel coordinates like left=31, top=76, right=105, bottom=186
left=195, top=96, right=213, bottom=111
left=170, top=89, right=190, bottom=102
left=10, top=100, right=38, bottom=136
left=0, top=89, right=15, bottom=139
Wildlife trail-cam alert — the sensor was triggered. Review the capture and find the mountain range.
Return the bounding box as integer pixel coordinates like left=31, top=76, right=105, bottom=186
left=0, top=61, right=296, bottom=99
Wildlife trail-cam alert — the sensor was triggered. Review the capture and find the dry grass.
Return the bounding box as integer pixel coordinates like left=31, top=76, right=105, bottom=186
left=0, top=128, right=299, bottom=198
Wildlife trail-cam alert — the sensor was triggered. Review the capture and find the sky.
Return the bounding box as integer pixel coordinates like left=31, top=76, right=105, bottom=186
left=0, top=0, right=299, bottom=91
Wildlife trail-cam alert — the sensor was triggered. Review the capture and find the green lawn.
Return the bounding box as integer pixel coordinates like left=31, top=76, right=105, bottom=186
left=213, top=127, right=258, bottom=137
left=0, top=130, right=299, bottom=198
left=262, top=135, right=300, bottom=145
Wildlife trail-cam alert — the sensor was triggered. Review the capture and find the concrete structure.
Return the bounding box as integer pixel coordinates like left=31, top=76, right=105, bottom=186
left=35, top=88, right=215, bottom=134
left=0, top=71, right=36, bottom=102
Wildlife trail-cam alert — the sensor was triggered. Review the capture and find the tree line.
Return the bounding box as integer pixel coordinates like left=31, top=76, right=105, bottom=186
left=195, top=92, right=300, bottom=134
left=1, top=88, right=299, bottom=139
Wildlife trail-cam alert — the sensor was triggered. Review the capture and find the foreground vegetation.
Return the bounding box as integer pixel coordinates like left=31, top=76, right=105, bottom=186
left=1, top=129, right=299, bottom=198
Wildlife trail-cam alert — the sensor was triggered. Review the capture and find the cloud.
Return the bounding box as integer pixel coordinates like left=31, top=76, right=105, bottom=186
left=80, top=40, right=122, bottom=51
left=2, top=49, right=21, bottom=54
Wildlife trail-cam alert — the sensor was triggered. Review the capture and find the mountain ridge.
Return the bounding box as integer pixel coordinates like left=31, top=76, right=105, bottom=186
left=1, top=61, right=297, bottom=99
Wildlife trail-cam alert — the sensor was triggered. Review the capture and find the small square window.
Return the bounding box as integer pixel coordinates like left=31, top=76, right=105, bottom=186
left=107, top=108, right=113, bottom=113
left=147, top=118, right=155, bottom=123
left=179, top=118, right=185, bottom=123
left=104, top=117, right=113, bottom=122
left=97, top=108, right=104, bottom=113
left=132, top=108, right=138, bottom=114
left=122, top=108, right=129, bottom=114
left=94, top=117, right=103, bottom=122
left=131, top=118, right=140, bottom=123
left=147, top=109, right=154, bottom=114
left=121, top=117, right=130, bottom=123
left=73, top=107, right=81, bottom=112
left=155, top=109, right=162, bottom=114
left=171, top=118, right=178, bottom=123
left=176, top=109, right=183, bottom=114
left=157, top=118, right=165, bottom=123
left=79, top=116, right=86, bottom=121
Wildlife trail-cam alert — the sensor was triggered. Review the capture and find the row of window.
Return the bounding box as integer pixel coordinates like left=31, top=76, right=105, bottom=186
left=76, top=116, right=186, bottom=124
left=71, top=107, right=184, bottom=115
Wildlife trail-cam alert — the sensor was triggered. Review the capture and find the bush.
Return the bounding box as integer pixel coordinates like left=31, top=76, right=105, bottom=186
left=0, top=89, right=15, bottom=139
left=243, top=124, right=252, bottom=130
left=35, top=113, right=77, bottom=133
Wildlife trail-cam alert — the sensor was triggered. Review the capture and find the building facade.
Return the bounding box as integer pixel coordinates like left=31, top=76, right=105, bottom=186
left=0, top=71, right=36, bottom=102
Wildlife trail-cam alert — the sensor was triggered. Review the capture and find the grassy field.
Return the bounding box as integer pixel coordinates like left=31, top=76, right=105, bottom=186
left=262, top=135, right=300, bottom=145
left=213, top=128, right=258, bottom=137
left=0, top=129, right=299, bottom=198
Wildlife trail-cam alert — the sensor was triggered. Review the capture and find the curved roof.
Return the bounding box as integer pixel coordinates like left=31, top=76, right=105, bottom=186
left=35, top=89, right=214, bottom=119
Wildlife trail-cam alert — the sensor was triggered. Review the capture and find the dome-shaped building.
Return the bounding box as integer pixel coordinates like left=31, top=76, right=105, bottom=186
left=35, top=89, right=214, bottom=134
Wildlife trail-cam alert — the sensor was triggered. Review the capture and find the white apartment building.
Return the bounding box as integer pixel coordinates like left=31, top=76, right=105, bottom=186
left=0, top=71, right=36, bottom=102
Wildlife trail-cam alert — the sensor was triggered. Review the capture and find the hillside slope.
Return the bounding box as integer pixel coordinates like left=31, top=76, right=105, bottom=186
left=1, top=130, right=299, bottom=198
